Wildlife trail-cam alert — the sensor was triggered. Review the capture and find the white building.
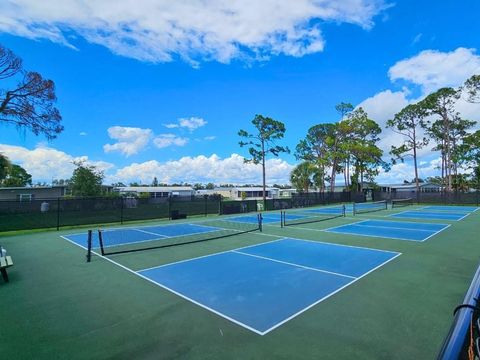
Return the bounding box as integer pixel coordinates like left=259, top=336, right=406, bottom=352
left=114, top=186, right=195, bottom=198
left=195, top=187, right=279, bottom=200
left=379, top=183, right=443, bottom=193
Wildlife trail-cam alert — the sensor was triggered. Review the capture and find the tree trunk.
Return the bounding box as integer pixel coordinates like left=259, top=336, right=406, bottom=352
left=360, top=163, right=364, bottom=192
left=444, top=113, right=452, bottom=192
left=330, top=160, right=337, bottom=193
left=346, top=158, right=350, bottom=187
left=413, top=128, right=420, bottom=194
left=261, top=139, right=266, bottom=209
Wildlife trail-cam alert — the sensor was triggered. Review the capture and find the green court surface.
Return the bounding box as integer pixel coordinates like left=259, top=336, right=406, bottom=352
left=1, top=204, right=479, bottom=359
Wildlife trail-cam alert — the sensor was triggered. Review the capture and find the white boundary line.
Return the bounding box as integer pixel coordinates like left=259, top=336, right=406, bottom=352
left=421, top=224, right=452, bottom=242
left=232, top=250, right=357, bottom=280
left=421, top=205, right=479, bottom=212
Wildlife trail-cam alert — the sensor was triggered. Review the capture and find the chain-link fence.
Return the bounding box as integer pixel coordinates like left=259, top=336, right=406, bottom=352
left=372, top=191, right=480, bottom=205
left=4, top=190, right=475, bottom=232
left=0, top=196, right=256, bottom=232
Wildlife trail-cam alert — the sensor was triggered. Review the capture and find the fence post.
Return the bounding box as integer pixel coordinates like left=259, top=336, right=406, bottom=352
left=219, top=198, right=223, bottom=215
left=120, top=197, right=124, bottom=224
left=56, top=197, right=60, bottom=231
left=204, top=196, right=208, bottom=217
left=168, top=197, right=172, bottom=219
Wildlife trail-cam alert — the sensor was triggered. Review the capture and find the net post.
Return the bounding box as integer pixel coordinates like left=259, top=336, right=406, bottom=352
left=280, top=211, right=284, bottom=228
left=86, top=230, right=92, bottom=262
left=353, top=203, right=356, bottom=216
left=258, top=213, right=263, bottom=232
left=342, top=204, right=346, bottom=217
left=98, top=229, right=105, bottom=256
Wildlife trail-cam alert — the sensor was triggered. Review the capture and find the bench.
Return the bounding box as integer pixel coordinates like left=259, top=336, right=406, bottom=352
left=170, top=210, right=187, bottom=220
left=0, top=255, right=13, bottom=283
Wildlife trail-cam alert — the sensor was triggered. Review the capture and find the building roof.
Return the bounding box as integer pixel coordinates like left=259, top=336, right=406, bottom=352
left=114, top=186, right=193, bottom=192
left=232, top=187, right=278, bottom=192
left=0, top=186, right=66, bottom=191
left=382, top=183, right=441, bottom=189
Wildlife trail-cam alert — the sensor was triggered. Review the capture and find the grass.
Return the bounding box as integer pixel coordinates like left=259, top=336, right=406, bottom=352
left=0, top=204, right=479, bottom=359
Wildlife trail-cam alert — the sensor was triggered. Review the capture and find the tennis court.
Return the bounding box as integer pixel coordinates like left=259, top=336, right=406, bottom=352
left=324, top=219, right=450, bottom=242
left=390, top=206, right=477, bottom=221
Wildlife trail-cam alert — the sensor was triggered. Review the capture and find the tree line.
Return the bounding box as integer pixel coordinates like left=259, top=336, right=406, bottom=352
left=238, top=74, right=480, bottom=202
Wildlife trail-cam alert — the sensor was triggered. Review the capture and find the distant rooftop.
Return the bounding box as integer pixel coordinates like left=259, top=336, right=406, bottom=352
left=114, top=186, right=193, bottom=192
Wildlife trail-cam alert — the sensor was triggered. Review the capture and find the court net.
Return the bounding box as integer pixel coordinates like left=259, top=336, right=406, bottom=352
left=353, top=200, right=387, bottom=215
left=392, top=198, right=413, bottom=208
left=91, top=215, right=262, bottom=256
left=281, top=205, right=345, bottom=227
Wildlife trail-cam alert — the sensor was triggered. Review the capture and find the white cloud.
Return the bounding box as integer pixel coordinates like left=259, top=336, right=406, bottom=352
left=375, top=157, right=442, bottom=184
left=357, top=89, right=410, bottom=127
left=388, top=47, right=480, bottom=94
left=153, top=134, right=189, bottom=148
left=411, top=33, right=422, bottom=45
left=109, top=153, right=294, bottom=184
left=0, top=0, right=389, bottom=64
left=164, top=117, right=207, bottom=131
left=0, top=143, right=114, bottom=181
left=0, top=144, right=293, bottom=184
left=357, top=48, right=480, bottom=158
left=204, top=136, right=216, bottom=141
left=79, top=132, right=87, bottom=136
left=103, top=126, right=152, bottom=156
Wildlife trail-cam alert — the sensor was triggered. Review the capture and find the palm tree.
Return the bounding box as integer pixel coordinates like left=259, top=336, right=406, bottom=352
left=290, top=162, right=314, bottom=193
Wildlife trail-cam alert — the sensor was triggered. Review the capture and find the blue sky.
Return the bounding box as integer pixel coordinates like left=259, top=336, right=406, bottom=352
left=0, top=0, right=479, bottom=185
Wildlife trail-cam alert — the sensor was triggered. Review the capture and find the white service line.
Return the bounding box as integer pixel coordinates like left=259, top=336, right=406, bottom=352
left=232, top=250, right=357, bottom=280
left=134, top=229, right=169, bottom=238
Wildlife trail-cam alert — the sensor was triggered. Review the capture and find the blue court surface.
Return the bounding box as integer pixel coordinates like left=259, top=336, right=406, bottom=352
left=304, top=207, right=345, bottom=215
left=390, top=210, right=470, bottom=221
left=137, top=238, right=400, bottom=334
left=324, top=219, right=449, bottom=242
left=228, top=213, right=307, bottom=224
left=420, top=205, right=479, bottom=212
left=63, top=223, right=221, bottom=248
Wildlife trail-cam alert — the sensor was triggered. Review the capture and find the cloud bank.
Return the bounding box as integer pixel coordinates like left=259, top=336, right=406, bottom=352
left=0, top=0, right=389, bottom=64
